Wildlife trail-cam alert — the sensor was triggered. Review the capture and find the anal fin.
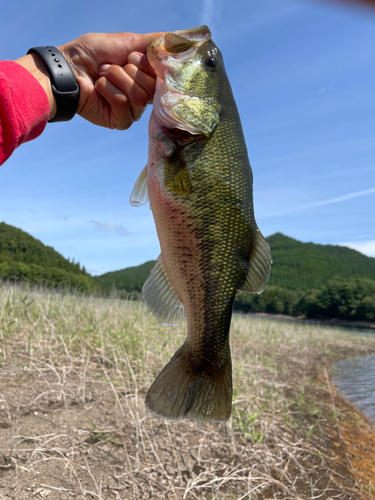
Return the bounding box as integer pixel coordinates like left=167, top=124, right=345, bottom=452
left=143, top=256, right=185, bottom=325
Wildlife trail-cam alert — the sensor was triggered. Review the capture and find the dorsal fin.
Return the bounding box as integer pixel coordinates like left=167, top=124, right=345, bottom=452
left=240, top=229, right=272, bottom=294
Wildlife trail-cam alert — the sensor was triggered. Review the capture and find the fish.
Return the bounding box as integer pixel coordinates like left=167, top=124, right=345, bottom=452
left=130, top=25, right=272, bottom=422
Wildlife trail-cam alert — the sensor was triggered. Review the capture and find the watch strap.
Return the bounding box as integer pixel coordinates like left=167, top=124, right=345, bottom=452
left=27, top=46, right=80, bottom=122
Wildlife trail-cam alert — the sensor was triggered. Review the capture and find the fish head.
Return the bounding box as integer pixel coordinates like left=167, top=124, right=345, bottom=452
left=148, top=26, right=225, bottom=136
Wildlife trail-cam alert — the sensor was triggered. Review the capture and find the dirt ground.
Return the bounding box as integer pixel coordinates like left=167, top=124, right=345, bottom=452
left=1, top=289, right=375, bottom=500
left=324, top=378, right=375, bottom=496
left=0, top=347, right=374, bottom=499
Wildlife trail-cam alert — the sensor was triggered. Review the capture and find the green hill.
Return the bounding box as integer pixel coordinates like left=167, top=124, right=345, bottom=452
left=2, top=222, right=373, bottom=320
left=95, top=260, right=156, bottom=294
left=95, top=233, right=375, bottom=294
left=0, top=222, right=98, bottom=292
left=266, top=233, right=375, bottom=292
left=94, top=233, right=375, bottom=321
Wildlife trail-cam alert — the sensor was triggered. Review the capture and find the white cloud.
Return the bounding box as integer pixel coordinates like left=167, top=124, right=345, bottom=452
left=200, top=0, right=215, bottom=28
left=259, top=187, right=375, bottom=218
left=90, top=220, right=129, bottom=237
left=340, top=240, right=375, bottom=258
left=199, top=0, right=223, bottom=34
left=306, top=188, right=375, bottom=209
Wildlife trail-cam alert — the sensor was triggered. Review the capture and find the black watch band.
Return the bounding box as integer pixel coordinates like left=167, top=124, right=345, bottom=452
left=27, top=46, right=80, bottom=123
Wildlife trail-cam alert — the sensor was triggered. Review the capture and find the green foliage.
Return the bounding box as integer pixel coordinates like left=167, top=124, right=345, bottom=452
left=266, top=233, right=375, bottom=292
left=296, top=278, right=375, bottom=321
left=235, top=278, right=375, bottom=321
left=94, top=260, right=156, bottom=294
left=234, top=287, right=300, bottom=315
left=0, top=222, right=98, bottom=292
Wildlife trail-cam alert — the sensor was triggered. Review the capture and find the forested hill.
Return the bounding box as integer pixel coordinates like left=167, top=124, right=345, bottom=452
left=0, top=222, right=98, bottom=291
left=95, top=233, right=375, bottom=294
left=95, top=261, right=156, bottom=295
left=267, top=233, right=375, bottom=292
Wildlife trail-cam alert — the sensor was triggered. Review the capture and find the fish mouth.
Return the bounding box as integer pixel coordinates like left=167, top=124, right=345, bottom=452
left=148, top=26, right=214, bottom=135
left=147, top=25, right=211, bottom=71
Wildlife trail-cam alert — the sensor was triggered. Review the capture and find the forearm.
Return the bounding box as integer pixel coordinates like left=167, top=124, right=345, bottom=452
left=14, top=53, right=57, bottom=121
left=0, top=60, right=50, bottom=165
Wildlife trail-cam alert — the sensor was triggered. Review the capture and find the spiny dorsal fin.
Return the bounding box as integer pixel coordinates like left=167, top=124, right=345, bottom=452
left=143, top=256, right=185, bottom=325
left=129, top=165, right=149, bottom=206
left=240, top=229, right=272, bottom=294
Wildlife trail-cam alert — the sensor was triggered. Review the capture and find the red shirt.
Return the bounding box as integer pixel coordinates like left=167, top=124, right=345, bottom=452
left=0, top=61, right=49, bottom=166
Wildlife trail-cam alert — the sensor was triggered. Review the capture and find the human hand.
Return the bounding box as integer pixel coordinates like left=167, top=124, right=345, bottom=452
left=58, top=32, right=163, bottom=130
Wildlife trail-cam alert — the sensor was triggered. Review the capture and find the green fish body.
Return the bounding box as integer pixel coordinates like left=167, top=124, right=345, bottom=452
left=130, top=26, right=272, bottom=422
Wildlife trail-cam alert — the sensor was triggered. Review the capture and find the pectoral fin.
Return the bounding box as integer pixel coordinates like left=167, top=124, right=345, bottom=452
left=164, top=148, right=192, bottom=197
left=129, top=166, right=149, bottom=206
left=143, top=256, right=185, bottom=325
left=241, top=230, right=272, bottom=294
left=171, top=97, right=221, bottom=135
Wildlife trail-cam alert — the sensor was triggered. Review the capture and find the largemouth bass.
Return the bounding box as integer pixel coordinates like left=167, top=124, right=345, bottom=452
left=130, top=26, right=272, bottom=422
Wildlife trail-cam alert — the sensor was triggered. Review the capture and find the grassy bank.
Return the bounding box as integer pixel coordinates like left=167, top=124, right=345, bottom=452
left=0, top=283, right=375, bottom=499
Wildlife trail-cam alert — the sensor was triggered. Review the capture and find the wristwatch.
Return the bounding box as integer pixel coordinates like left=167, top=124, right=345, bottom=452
left=27, top=46, right=80, bottom=122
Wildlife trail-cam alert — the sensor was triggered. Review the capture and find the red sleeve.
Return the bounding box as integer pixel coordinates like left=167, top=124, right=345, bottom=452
left=0, top=61, right=50, bottom=166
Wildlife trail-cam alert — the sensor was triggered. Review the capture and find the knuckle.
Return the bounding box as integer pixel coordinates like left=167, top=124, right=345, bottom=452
left=112, top=92, right=129, bottom=108
left=130, top=89, right=149, bottom=109
left=107, top=64, right=126, bottom=79
left=94, top=76, right=106, bottom=91
left=124, top=63, right=137, bottom=76
left=116, top=118, right=133, bottom=131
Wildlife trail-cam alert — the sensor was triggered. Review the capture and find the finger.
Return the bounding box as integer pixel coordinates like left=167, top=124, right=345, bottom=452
left=124, top=63, right=157, bottom=102
left=95, top=76, right=134, bottom=130
left=127, top=52, right=156, bottom=78
left=99, top=64, right=150, bottom=120
left=122, top=32, right=165, bottom=57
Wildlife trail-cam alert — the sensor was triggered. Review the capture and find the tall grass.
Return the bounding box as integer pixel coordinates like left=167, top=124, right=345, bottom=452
left=0, top=282, right=374, bottom=499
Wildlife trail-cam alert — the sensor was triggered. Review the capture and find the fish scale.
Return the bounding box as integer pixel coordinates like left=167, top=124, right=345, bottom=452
left=130, top=25, right=272, bottom=422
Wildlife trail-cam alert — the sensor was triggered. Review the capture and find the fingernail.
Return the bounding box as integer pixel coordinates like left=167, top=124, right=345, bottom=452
left=129, top=52, right=143, bottom=64
left=99, top=63, right=111, bottom=74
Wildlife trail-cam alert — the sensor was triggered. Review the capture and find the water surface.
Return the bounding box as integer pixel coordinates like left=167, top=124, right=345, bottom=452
left=332, top=355, right=375, bottom=423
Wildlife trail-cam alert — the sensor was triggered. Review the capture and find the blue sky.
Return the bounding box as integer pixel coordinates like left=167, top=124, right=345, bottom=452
left=1, top=0, right=374, bottom=275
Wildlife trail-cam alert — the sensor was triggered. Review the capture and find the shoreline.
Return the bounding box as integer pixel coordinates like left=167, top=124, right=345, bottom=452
left=322, top=369, right=375, bottom=495
left=306, top=344, right=375, bottom=497
left=235, top=310, right=375, bottom=331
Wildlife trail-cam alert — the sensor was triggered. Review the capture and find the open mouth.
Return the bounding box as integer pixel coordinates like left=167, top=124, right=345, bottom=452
left=148, top=25, right=211, bottom=61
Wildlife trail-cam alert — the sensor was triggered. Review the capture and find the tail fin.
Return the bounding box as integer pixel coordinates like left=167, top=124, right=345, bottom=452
left=145, top=343, right=232, bottom=422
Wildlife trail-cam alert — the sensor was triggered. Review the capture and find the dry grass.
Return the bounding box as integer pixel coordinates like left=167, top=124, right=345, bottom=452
left=0, top=282, right=375, bottom=499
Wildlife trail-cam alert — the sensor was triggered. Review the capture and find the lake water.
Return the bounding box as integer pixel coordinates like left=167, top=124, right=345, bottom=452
left=332, top=354, right=375, bottom=423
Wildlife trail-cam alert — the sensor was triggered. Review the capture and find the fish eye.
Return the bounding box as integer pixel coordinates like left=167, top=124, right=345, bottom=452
left=205, top=56, right=218, bottom=69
